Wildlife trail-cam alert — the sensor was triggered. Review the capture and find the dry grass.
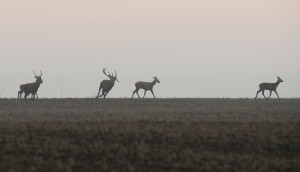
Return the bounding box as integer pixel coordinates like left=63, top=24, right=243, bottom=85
left=0, top=98, right=299, bottom=171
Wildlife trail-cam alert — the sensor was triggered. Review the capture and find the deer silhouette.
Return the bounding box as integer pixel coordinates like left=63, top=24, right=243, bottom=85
left=132, top=77, right=160, bottom=98
left=96, top=68, right=119, bottom=99
left=18, top=71, right=43, bottom=101
left=254, top=76, right=283, bottom=99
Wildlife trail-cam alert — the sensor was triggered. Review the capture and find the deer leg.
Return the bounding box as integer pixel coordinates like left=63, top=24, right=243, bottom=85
left=150, top=90, right=156, bottom=99
left=136, top=90, right=140, bottom=98
left=143, top=90, right=147, bottom=98
left=96, top=87, right=102, bottom=98
left=262, top=90, right=267, bottom=99
left=100, top=90, right=106, bottom=98
left=24, top=92, right=30, bottom=101
left=132, top=89, right=140, bottom=98
left=103, top=91, right=109, bottom=99
left=19, top=91, right=24, bottom=99
left=268, top=91, right=272, bottom=99
left=131, top=89, right=140, bottom=98
left=35, top=93, right=39, bottom=99
left=254, top=90, right=261, bottom=99
left=18, top=91, right=22, bottom=99
left=274, top=90, right=280, bottom=99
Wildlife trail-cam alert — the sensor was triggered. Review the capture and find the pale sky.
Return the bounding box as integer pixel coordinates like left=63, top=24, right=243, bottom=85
left=0, top=0, right=299, bottom=98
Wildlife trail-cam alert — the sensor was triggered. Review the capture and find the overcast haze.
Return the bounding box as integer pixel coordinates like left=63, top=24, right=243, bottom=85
left=0, top=0, right=299, bottom=98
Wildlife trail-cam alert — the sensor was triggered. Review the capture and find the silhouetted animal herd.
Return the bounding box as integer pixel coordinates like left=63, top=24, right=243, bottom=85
left=17, top=69, right=284, bottom=101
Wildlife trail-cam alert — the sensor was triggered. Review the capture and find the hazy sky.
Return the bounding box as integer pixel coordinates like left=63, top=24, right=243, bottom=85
left=0, top=0, right=299, bottom=98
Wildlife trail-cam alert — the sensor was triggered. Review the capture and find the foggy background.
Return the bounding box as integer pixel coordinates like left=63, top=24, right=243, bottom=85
left=0, top=0, right=299, bottom=98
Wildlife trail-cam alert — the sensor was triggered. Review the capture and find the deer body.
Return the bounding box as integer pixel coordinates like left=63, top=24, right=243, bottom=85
left=254, top=77, right=283, bottom=99
left=18, top=71, right=43, bottom=101
left=132, top=77, right=160, bottom=98
left=96, top=68, right=118, bottom=99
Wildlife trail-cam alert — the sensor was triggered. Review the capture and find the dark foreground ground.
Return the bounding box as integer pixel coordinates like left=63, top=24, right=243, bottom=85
left=0, top=98, right=299, bottom=171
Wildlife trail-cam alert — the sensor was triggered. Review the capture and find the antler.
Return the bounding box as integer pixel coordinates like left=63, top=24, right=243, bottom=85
left=103, top=68, right=118, bottom=81
left=115, top=70, right=119, bottom=82
left=103, top=68, right=111, bottom=77
left=34, top=70, right=43, bottom=77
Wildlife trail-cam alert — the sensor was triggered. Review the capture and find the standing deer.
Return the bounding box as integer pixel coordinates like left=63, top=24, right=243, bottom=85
left=96, top=68, right=119, bottom=99
left=18, top=71, right=43, bottom=101
left=132, top=77, right=160, bottom=98
left=254, top=76, right=283, bottom=99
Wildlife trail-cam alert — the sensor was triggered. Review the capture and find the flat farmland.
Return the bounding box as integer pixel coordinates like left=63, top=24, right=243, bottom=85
left=0, top=98, right=299, bottom=171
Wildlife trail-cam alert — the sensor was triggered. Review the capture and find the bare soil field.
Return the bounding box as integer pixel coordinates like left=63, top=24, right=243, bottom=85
left=0, top=98, right=299, bottom=171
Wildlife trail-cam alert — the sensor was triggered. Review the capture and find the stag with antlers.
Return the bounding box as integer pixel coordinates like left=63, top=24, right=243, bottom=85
left=96, top=68, right=119, bottom=99
left=132, top=77, right=160, bottom=98
left=254, top=76, right=283, bottom=99
left=18, top=71, right=43, bottom=101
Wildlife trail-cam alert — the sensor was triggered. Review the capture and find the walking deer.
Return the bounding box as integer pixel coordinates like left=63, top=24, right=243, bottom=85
left=18, top=71, right=43, bottom=101
left=132, top=77, right=160, bottom=98
left=254, top=76, right=283, bottom=99
left=96, top=68, right=119, bottom=99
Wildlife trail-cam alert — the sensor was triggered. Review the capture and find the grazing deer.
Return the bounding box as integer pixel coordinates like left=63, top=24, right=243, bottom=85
left=96, top=68, right=119, bottom=99
left=18, top=71, right=43, bottom=101
left=132, top=77, right=160, bottom=98
left=254, top=76, right=283, bottom=99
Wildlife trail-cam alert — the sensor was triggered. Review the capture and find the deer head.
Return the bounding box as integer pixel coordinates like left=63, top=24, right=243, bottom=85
left=277, top=76, right=283, bottom=83
left=103, top=68, right=119, bottom=82
left=34, top=71, right=43, bottom=84
left=153, top=76, right=160, bottom=83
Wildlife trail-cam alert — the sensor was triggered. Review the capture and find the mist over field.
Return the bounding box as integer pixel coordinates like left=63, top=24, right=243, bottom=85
left=1, top=0, right=300, bottom=98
